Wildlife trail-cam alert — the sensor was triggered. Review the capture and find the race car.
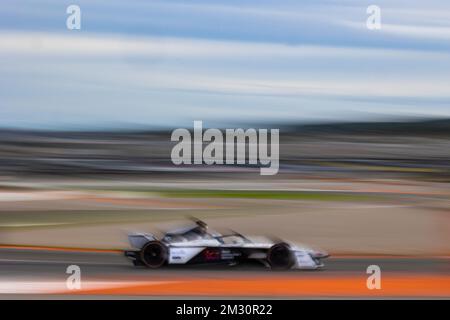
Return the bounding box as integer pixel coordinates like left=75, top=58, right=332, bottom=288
left=124, top=219, right=329, bottom=270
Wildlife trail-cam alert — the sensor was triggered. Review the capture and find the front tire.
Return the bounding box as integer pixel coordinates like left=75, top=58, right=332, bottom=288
left=267, top=242, right=294, bottom=270
left=140, top=241, right=168, bottom=268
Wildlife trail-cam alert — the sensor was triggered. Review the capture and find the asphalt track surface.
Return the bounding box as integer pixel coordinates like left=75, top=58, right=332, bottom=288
left=0, top=248, right=449, bottom=298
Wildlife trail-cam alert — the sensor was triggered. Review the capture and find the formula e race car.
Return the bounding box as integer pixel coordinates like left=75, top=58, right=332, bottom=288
left=124, top=219, right=329, bottom=270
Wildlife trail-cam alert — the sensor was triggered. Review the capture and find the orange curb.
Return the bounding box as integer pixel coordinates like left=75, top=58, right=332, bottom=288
left=69, top=275, right=450, bottom=297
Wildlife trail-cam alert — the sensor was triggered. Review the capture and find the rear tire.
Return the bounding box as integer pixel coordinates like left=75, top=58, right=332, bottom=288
left=267, top=242, right=294, bottom=270
left=140, top=241, right=168, bottom=268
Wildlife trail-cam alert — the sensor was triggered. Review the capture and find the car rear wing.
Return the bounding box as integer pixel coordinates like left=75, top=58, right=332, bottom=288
left=128, top=233, right=157, bottom=249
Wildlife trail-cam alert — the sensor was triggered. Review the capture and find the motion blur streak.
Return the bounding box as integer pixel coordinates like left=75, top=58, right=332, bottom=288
left=1, top=0, right=450, bottom=299
left=0, top=245, right=121, bottom=254
left=69, top=276, right=450, bottom=297
left=0, top=249, right=448, bottom=298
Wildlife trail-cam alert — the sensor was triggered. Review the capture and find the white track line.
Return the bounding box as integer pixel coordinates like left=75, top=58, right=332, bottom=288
left=0, top=280, right=174, bottom=294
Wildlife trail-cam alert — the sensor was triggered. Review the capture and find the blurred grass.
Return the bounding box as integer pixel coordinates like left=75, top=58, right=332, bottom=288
left=159, top=190, right=380, bottom=201
left=0, top=190, right=384, bottom=229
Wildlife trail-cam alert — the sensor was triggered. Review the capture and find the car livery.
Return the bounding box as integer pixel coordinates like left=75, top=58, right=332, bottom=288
left=124, top=219, right=329, bottom=270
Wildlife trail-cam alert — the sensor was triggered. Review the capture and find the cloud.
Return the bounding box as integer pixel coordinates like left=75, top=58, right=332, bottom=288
left=381, top=24, right=450, bottom=40
left=1, top=0, right=450, bottom=129
left=1, top=31, right=449, bottom=59
left=2, top=31, right=449, bottom=99
left=342, top=21, right=450, bottom=40
left=2, top=31, right=450, bottom=109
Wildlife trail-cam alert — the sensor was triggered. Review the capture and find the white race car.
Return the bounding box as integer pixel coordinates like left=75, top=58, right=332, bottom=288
left=124, top=219, right=329, bottom=270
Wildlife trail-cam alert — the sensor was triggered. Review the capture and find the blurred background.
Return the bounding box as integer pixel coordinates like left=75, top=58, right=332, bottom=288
left=0, top=0, right=449, bottom=256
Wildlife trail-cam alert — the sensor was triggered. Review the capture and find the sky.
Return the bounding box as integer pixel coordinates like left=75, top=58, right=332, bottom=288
left=1, top=0, right=450, bottom=129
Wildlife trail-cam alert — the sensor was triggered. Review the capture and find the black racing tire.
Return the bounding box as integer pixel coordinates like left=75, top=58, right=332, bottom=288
left=140, top=241, right=168, bottom=268
left=267, top=242, right=294, bottom=270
